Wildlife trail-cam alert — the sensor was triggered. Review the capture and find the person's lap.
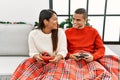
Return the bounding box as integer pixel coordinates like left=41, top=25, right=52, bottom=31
left=10, top=55, right=119, bottom=80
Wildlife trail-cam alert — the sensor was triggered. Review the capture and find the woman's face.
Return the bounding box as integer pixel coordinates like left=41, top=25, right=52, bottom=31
left=72, top=13, right=86, bottom=29
left=45, top=13, right=58, bottom=30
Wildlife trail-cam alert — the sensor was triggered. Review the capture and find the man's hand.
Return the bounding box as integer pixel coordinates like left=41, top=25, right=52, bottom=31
left=83, top=52, right=94, bottom=62
left=69, top=52, right=81, bottom=61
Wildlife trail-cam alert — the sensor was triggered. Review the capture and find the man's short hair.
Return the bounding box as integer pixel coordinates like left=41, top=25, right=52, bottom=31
left=74, top=8, right=87, bottom=19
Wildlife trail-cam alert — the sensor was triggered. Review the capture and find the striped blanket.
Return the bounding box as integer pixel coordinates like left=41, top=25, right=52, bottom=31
left=10, top=55, right=120, bottom=80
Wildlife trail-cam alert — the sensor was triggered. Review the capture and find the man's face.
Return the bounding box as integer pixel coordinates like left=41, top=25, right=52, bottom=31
left=72, top=13, right=86, bottom=29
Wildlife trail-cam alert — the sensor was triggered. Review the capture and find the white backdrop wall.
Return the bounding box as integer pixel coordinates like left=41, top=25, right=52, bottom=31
left=0, top=0, right=49, bottom=24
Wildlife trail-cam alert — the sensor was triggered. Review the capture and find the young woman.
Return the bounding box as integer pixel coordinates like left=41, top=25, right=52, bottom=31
left=10, top=9, right=68, bottom=80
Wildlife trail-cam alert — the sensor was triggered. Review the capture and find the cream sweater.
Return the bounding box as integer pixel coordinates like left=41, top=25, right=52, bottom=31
left=28, top=28, right=68, bottom=58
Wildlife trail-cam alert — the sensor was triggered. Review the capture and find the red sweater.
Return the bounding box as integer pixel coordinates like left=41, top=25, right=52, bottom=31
left=65, top=26, right=105, bottom=60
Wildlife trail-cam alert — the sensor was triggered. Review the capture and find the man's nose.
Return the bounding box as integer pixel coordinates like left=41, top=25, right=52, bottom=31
left=73, top=20, right=77, bottom=24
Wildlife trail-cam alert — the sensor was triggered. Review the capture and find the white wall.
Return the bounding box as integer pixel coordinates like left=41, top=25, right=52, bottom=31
left=0, top=0, right=49, bottom=24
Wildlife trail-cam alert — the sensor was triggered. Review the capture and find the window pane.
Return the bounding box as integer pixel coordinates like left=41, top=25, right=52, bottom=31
left=71, top=0, right=87, bottom=14
left=107, top=0, right=120, bottom=14
left=53, top=0, right=68, bottom=14
left=104, top=16, right=120, bottom=41
left=88, top=16, right=104, bottom=37
left=88, top=0, right=105, bottom=14
left=58, top=16, right=68, bottom=24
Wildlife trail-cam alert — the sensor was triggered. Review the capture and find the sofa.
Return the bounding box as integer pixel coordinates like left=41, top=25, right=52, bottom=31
left=0, top=24, right=118, bottom=80
left=0, top=24, right=34, bottom=80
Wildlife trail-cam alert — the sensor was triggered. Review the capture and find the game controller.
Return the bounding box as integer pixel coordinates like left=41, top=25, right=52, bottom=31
left=40, top=52, right=54, bottom=63
left=76, top=54, right=88, bottom=58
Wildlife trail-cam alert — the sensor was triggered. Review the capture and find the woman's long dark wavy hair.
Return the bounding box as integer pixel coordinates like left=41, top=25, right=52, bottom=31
left=37, top=9, right=58, bottom=52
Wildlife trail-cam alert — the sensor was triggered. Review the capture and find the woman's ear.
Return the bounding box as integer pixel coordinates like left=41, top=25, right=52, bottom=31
left=43, top=19, right=48, bottom=26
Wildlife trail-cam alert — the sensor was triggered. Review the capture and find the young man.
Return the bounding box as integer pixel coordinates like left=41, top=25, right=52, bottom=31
left=65, top=8, right=105, bottom=62
left=65, top=8, right=119, bottom=80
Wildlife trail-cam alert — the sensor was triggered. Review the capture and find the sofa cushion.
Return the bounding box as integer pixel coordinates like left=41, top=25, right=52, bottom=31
left=0, top=24, right=34, bottom=56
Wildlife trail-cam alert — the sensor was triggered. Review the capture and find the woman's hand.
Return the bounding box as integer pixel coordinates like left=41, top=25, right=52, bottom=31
left=49, top=54, right=63, bottom=63
left=33, top=54, right=45, bottom=63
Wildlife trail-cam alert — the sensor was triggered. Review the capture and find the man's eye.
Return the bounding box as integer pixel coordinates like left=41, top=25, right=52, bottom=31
left=77, top=19, right=81, bottom=21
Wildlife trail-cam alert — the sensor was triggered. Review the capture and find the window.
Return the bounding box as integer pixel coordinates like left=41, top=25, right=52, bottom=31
left=104, top=16, right=120, bottom=42
left=71, top=0, right=87, bottom=14
left=53, top=0, right=68, bottom=14
left=50, top=0, right=120, bottom=44
left=88, top=0, right=105, bottom=14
